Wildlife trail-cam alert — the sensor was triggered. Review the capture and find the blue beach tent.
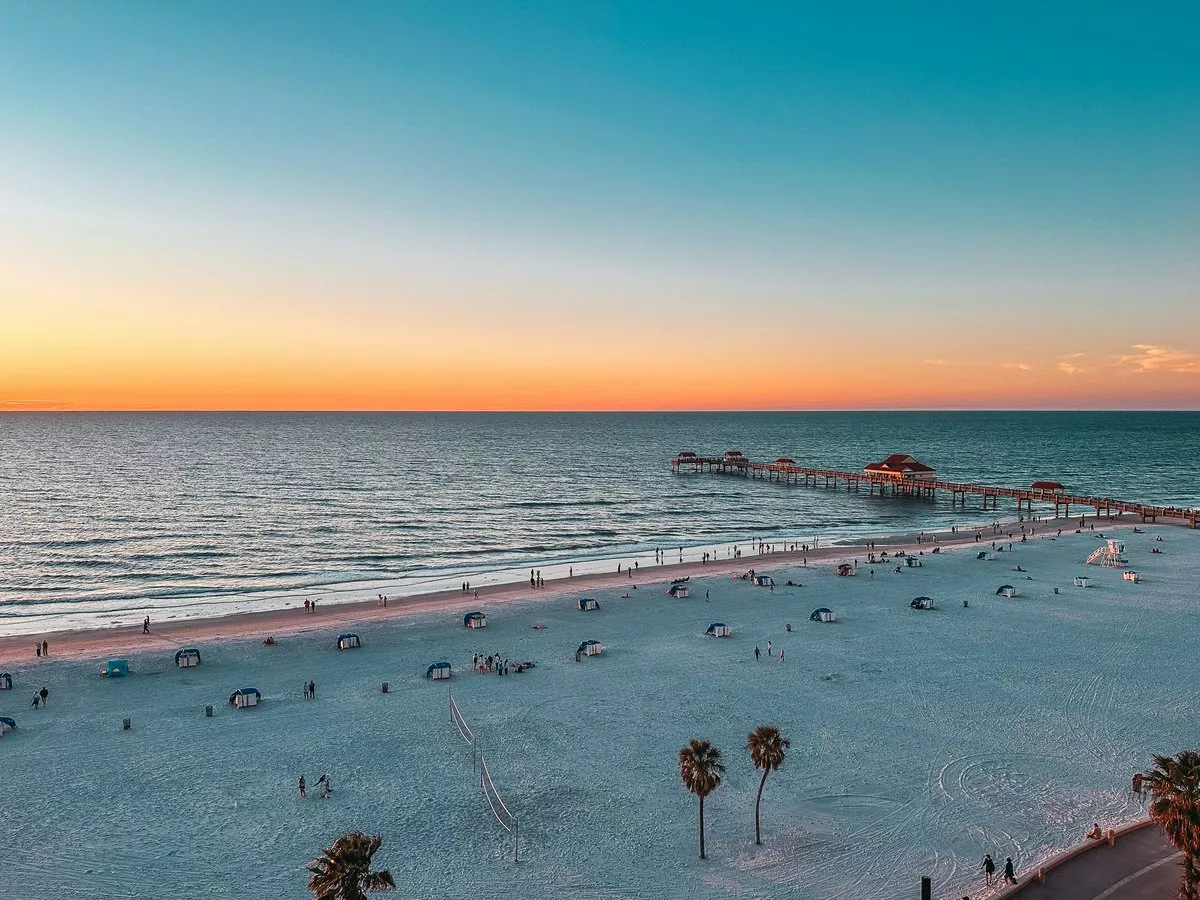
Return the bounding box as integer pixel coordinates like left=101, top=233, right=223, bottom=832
left=426, top=662, right=452, bottom=680
left=464, top=612, right=487, bottom=628
left=337, top=633, right=360, bottom=650
left=105, top=660, right=129, bottom=677
left=175, top=648, right=202, bottom=667
left=910, top=597, right=935, bottom=610
left=578, top=597, right=598, bottom=611
left=229, top=687, right=261, bottom=708
left=810, top=607, right=836, bottom=623
left=705, top=623, right=732, bottom=637
left=0, top=715, right=15, bottom=734
left=0, top=673, right=11, bottom=690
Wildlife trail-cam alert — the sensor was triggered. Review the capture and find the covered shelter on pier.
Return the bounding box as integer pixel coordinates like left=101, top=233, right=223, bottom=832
left=705, top=623, right=732, bottom=637
left=464, top=612, right=487, bottom=629
left=426, top=662, right=452, bottom=680
left=175, top=648, right=202, bottom=668
left=863, top=454, right=937, bottom=481
left=1032, top=481, right=1065, bottom=493
left=810, top=607, right=836, bottom=623
left=336, top=633, right=361, bottom=650
left=229, top=687, right=260, bottom=708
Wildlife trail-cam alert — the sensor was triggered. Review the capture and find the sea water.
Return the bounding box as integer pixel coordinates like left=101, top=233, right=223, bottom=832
left=1, top=411, right=1197, bottom=633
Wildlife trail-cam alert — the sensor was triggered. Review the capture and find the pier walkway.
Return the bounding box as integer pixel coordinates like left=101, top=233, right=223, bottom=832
left=671, top=453, right=1199, bottom=527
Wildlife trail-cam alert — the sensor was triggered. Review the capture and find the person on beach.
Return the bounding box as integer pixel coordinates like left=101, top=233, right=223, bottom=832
left=42, top=640, right=48, bottom=657
left=754, top=646, right=760, bottom=660
left=35, top=643, right=40, bottom=658
left=767, top=640, right=773, bottom=656
left=39, top=687, right=47, bottom=707
left=318, top=774, right=332, bottom=799
left=299, top=775, right=306, bottom=798
left=983, top=854, right=995, bottom=885
left=31, top=694, right=40, bottom=709
left=143, top=616, right=150, bottom=634
left=304, top=598, right=310, bottom=613
left=1086, top=822, right=1103, bottom=840
left=705, top=590, right=710, bottom=600
left=308, top=680, right=316, bottom=699
left=1002, top=857, right=1016, bottom=884
left=779, top=649, right=784, bottom=662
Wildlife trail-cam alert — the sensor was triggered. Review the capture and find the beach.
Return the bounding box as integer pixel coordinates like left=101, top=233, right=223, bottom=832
left=3, top=516, right=1191, bottom=900
left=0, top=515, right=1102, bottom=662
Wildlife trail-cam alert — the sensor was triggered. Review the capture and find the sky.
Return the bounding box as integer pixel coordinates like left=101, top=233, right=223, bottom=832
left=2, top=1, right=1197, bottom=410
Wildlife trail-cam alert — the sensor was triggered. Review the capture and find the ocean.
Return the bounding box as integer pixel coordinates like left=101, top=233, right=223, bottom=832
left=1, top=411, right=1197, bottom=633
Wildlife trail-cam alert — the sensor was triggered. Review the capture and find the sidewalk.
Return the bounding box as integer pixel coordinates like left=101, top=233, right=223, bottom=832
left=995, top=823, right=1180, bottom=900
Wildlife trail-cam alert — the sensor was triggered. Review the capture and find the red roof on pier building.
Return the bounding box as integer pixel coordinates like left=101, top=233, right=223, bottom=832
left=864, top=454, right=936, bottom=480
left=1031, top=481, right=1065, bottom=492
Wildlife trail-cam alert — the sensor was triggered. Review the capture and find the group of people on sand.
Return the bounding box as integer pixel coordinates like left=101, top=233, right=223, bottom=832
left=472, top=652, right=532, bottom=675
left=753, top=641, right=785, bottom=663
left=30, top=686, right=49, bottom=708
left=298, top=773, right=332, bottom=800
left=33, top=640, right=48, bottom=658
left=302, top=598, right=320, bottom=613
left=981, top=853, right=1018, bottom=888
left=302, top=679, right=317, bottom=699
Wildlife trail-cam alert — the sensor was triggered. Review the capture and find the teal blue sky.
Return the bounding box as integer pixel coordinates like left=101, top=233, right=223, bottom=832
left=2, top=2, right=1198, bottom=409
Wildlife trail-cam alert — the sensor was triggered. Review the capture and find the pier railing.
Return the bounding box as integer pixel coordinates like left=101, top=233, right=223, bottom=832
left=670, top=455, right=1198, bottom=527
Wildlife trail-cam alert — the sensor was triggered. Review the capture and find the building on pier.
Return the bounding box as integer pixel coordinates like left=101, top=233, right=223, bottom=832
left=863, top=454, right=936, bottom=481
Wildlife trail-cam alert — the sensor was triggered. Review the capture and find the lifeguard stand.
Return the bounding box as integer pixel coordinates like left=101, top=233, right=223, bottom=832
left=1086, top=540, right=1126, bottom=568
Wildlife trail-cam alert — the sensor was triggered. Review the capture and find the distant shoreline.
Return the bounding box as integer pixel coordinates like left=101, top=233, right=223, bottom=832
left=0, top=513, right=1136, bottom=663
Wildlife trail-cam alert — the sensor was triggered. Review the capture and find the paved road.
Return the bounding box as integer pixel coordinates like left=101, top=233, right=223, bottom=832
left=1001, top=826, right=1181, bottom=900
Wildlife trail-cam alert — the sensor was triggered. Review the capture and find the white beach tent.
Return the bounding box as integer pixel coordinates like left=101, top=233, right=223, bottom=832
left=175, top=648, right=202, bottom=668
left=578, top=597, right=599, bottom=611
left=579, top=640, right=605, bottom=657
left=1073, top=576, right=1090, bottom=588
left=810, top=608, right=836, bottom=623
left=426, top=662, right=452, bottom=680
left=705, top=623, right=732, bottom=637
left=229, top=687, right=261, bottom=708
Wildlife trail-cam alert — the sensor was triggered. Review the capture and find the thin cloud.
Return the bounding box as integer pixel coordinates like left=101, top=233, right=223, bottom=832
left=1057, top=353, right=1091, bottom=376
left=923, top=359, right=950, bottom=366
left=1114, top=344, right=1200, bottom=374
left=1002, top=363, right=1034, bottom=371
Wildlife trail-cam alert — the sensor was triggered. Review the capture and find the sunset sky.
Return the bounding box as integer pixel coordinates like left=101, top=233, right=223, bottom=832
left=2, top=2, right=1197, bottom=410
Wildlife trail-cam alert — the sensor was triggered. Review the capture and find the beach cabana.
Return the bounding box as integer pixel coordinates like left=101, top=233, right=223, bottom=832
left=229, top=687, right=261, bottom=708
left=1074, top=575, right=1091, bottom=588
left=910, top=596, right=935, bottom=610
left=426, top=662, right=452, bottom=680
left=104, top=660, right=129, bottom=678
left=810, top=607, right=836, bottom=623
left=175, top=648, right=202, bottom=668
left=754, top=575, right=774, bottom=587
left=996, top=584, right=1017, bottom=598
left=464, top=612, right=487, bottom=629
left=336, top=633, right=361, bottom=650
left=579, top=640, right=605, bottom=657
left=0, top=673, right=10, bottom=691
left=976, top=552, right=993, bottom=561
left=667, top=584, right=689, bottom=598
left=1123, top=570, right=1141, bottom=583
left=705, top=623, right=732, bottom=637
left=578, top=597, right=599, bottom=611
left=905, top=557, right=923, bottom=568
left=836, top=563, right=854, bottom=577
left=0, top=716, right=15, bottom=736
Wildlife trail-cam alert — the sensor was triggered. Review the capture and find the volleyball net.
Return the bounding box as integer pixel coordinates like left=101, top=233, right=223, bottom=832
left=448, top=691, right=520, bottom=859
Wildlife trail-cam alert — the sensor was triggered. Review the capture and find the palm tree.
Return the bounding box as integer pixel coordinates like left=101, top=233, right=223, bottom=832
left=307, top=831, right=396, bottom=900
left=748, top=724, right=790, bottom=845
left=679, top=738, right=725, bottom=860
left=1143, top=751, right=1200, bottom=900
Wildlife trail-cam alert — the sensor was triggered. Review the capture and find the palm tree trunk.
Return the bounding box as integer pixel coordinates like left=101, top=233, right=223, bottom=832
left=1185, top=853, right=1197, bottom=900
left=699, top=795, right=706, bottom=859
left=754, top=769, right=769, bottom=844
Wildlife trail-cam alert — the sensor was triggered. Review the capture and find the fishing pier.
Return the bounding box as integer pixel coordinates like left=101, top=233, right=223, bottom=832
left=671, top=451, right=1199, bottom=527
